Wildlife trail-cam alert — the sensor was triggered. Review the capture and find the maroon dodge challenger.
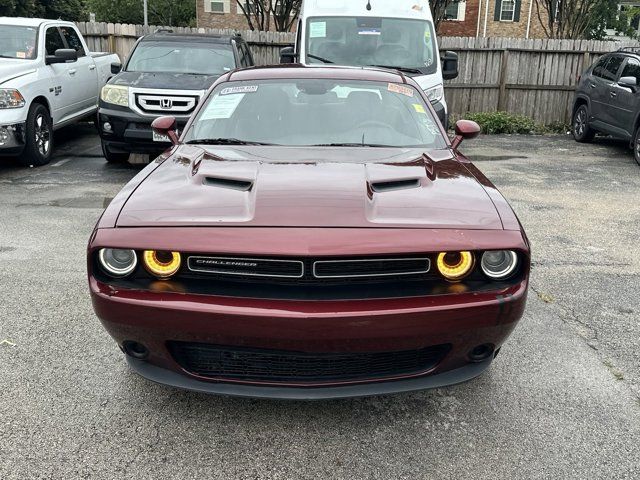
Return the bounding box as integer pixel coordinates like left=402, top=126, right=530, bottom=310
left=88, top=65, right=530, bottom=399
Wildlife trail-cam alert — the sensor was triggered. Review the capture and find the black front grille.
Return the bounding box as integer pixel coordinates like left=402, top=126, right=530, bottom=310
left=169, top=342, right=451, bottom=384
left=314, top=258, right=430, bottom=278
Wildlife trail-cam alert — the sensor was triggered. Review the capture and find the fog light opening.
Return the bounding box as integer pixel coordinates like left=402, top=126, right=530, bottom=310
left=103, top=122, right=112, bottom=133
left=123, top=341, right=149, bottom=360
left=468, top=344, right=494, bottom=362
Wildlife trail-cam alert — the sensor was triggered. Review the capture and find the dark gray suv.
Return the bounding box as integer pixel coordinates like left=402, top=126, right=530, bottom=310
left=572, top=48, right=640, bottom=166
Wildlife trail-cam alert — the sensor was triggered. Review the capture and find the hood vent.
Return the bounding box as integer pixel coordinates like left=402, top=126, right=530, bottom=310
left=203, top=177, right=253, bottom=192
left=370, top=178, right=421, bottom=193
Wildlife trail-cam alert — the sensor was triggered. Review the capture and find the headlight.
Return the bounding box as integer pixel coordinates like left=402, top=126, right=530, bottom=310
left=98, top=248, right=137, bottom=277
left=100, top=85, right=129, bottom=107
left=424, top=84, right=444, bottom=104
left=437, top=251, right=474, bottom=281
left=0, top=89, right=26, bottom=109
left=143, top=250, right=182, bottom=279
left=481, top=250, right=518, bottom=279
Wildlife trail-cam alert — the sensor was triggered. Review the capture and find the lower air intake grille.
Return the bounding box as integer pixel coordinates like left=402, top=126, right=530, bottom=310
left=168, top=342, right=451, bottom=384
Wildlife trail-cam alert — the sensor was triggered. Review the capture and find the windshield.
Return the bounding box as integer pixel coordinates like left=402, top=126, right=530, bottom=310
left=0, top=25, right=38, bottom=60
left=306, top=17, right=437, bottom=74
left=183, top=79, right=446, bottom=150
left=126, top=41, right=235, bottom=75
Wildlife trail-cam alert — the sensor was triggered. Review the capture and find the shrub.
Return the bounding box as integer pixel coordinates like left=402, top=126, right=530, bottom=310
left=463, top=111, right=537, bottom=134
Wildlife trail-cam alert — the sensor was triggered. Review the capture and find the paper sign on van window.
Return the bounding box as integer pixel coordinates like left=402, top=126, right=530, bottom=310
left=201, top=94, right=245, bottom=120
left=358, top=28, right=381, bottom=36
left=388, top=83, right=414, bottom=97
left=309, top=21, right=327, bottom=38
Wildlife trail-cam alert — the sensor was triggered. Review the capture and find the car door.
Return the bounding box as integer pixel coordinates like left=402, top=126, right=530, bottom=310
left=596, top=54, right=625, bottom=131
left=610, top=56, right=640, bottom=138
left=58, top=25, right=99, bottom=114
left=43, top=26, right=73, bottom=125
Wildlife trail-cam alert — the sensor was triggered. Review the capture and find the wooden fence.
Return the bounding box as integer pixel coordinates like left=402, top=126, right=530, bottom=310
left=77, top=22, right=639, bottom=124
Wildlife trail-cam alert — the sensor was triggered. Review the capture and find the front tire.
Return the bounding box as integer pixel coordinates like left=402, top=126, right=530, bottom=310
left=572, top=104, right=595, bottom=143
left=101, top=141, right=129, bottom=163
left=633, top=128, right=640, bottom=167
left=19, top=103, right=53, bottom=167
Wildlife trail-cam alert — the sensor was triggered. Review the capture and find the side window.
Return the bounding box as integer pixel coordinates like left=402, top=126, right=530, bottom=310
left=592, top=56, right=609, bottom=79
left=59, top=26, right=86, bottom=57
left=620, top=58, right=640, bottom=84
left=45, top=27, right=65, bottom=56
left=603, top=55, right=624, bottom=81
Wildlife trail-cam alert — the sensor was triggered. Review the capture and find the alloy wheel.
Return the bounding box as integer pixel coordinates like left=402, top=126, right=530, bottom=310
left=34, top=114, right=51, bottom=157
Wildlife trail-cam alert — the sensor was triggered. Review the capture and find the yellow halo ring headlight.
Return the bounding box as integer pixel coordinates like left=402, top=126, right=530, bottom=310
left=143, top=250, right=182, bottom=279
left=436, top=251, right=474, bottom=281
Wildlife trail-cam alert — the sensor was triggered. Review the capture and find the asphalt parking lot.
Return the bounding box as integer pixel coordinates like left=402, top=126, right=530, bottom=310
left=0, top=125, right=638, bottom=479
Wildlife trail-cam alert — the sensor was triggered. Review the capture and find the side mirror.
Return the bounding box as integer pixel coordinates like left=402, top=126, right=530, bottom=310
left=451, top=120, right=481, bottom=149
left=151, top=115, right=179, bottom=145
left=619, top=76, right=637, bottom=90
left=280, top=46, right=297, bottom=64
left=441, top=51, right=458, bottom=80
left=111, top=62, right=122, bottom=74
left=45, top=48, right=78, bottom=65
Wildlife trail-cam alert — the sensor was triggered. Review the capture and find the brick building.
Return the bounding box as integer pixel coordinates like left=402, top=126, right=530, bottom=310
left=438, top=0, right=549, bottom=39
left=197, top=0, right=257, bottom=30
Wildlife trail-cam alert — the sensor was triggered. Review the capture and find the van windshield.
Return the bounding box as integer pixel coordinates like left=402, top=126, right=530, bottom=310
left=184, top=79, right=447, bottom=150
left=306, top=17, right=437, bottom=74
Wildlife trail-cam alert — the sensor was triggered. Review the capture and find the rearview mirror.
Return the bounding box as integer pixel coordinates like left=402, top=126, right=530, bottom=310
left=45, top=48, right=78, bottom=65
left=151, top=115, right=179, bottom=145
left=451, top=120, right=481, bottom=149
left=280, top=46, right=297, bottom=64
left=441, top=51, right=458, bottom=81
left=619, top=76, right=637, bottom=89
left=111, top=62, right=122, bottom=74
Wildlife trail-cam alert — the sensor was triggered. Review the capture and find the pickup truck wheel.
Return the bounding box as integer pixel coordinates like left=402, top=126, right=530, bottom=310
left=101, top=141, right=129, bottom=163
left=572, top=105, right=595, bottom=143
left=20, top=103, right=53, bottom=167
left=633, top=128, right=640, bottom=167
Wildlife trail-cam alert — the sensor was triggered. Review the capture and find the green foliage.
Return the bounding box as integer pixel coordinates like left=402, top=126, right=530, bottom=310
left=0, top=0, right=42, bottom=17
left=454, top=112, right=569, bottom=135
left=86, top=0, right=196, bottom=27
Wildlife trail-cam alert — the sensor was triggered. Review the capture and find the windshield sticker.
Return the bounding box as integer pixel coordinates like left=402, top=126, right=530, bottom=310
left=358, top=28, right=381, bottom=36
left=15, top=51, right=26, bottom=59
left=221, top=85, right=258, bottom=95
left=413, top=103, right=426, bottom=114
left=388, top=83, right=414, bottom=97
left=309, top=21, right=327, bottom=38
left=201, top=93, right=245, bottom=120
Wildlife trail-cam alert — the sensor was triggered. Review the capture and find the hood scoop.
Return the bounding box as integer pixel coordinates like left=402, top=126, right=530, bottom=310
left=203, top=176, right=253, bottom=192
left=370, top=178, right=421, bottom=193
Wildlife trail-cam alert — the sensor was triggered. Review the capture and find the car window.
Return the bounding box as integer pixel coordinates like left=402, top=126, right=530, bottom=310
left=184, top=79, right=448, bottom=151
left=127, top=41, right=235, bottom=75
left=59, top=26, right=86, bottom=57
left=603, top=55, right=624, bottom=81
left=45, top=27, right=65, bottom=56
left=592, top=56, right=609, bottom=78
left=620, top=58, right=640, bottom=84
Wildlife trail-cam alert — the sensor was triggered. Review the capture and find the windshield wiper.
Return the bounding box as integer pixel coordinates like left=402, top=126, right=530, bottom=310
left=311, top=143, right=395, bottom=148
left=307, top=53, right=334, bottom=64
left=186, top=138, right=275, bottom=146
left=369, top=65, right=423, bottom=74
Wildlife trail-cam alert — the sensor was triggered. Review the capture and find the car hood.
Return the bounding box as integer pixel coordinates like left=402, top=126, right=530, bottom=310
left=116, top=146, right=504, bottom=230
left=0, top=60, right=36, bottom=85
left=109, top=71, right=221, bottom=90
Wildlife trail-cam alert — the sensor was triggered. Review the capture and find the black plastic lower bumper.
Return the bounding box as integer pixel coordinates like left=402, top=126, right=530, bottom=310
left=126, top=355, right=493, bottom=400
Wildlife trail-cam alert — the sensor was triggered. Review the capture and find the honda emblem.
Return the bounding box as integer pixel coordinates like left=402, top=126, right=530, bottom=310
left=160, top=98, right=173, bottom=109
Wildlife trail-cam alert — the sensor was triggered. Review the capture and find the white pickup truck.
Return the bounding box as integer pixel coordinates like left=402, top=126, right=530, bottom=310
left=0, top=17, right=119, bottom=166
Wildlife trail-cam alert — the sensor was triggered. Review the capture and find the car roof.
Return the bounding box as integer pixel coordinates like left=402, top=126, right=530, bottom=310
left=140, top=32, right=239, bottom=44
left=0, top=16, right=75, bottom=28
left=227, top=64, right=408, bottom=84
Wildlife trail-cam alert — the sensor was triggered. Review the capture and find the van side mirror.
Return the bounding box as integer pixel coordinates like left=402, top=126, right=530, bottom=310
left=280, top=46, right=297, bottom=64
left=441, top=51, right=458, bottom=80
left=451, top=120, right=481, bottom=149
left=45, top=48, right=78, bottom=65
left=151, top=115, right=179, bottom=145
left=619, top=76, right=637, bottom=90
left=111, top=62, right=122, bottom=74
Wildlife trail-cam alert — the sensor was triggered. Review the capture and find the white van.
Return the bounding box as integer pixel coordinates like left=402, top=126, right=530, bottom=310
left=281, top=0, right=458, bottom=127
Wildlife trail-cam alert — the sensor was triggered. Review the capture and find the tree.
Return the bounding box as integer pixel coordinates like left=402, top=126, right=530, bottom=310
left=534, top=0, right=633, bottom=39
left=236, top=0, right=301, bottom=32
left=86, top=0, right=195, bottom=26
left=0, top=0, right=42, bottom=17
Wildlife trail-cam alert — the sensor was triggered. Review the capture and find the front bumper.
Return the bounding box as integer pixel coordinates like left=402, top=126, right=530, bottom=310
left=98, top=104, right=188, bottom=154
left=0, top=122, right=26, bottom=156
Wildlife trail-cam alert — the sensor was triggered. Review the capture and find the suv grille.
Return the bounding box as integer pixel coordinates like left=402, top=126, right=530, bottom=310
left=135, top=93, right=199, bottom=115
left=169, top=342, right=451, bottom=384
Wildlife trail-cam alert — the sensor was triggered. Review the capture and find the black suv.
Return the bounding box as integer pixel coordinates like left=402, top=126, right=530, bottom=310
left=573, top=48, right=640, bottom=165
left=98, top=32, right=254, bottom=163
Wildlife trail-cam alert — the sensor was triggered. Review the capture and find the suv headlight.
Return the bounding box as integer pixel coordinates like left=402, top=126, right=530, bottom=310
left=101, top=85, right=129, bottom=107
left=424, top=84, right=444, bottom=104
left=0, top=89, right=26, bottom=109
